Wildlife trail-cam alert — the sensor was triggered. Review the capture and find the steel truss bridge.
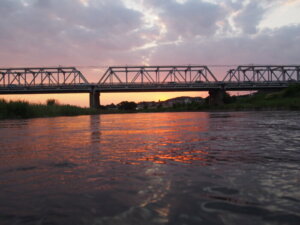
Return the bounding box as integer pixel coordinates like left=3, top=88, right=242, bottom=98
left=0, top=67, right=89, bottom=94
left=98, top=66, right=219, bottom=92
left=0, top=65, right=299, bottom=107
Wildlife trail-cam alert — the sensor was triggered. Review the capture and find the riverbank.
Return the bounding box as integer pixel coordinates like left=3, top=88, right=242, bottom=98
left=0, top=99, right=99, bottom=119
left=212, top=84, right=300, bottom=111
left=136, top=84, right=300, bottom=112
left=1, top=84, right=299, bottom=119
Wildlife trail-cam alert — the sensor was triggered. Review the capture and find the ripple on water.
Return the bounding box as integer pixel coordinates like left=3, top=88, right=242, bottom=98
left=52, top=161, right=78, bottom=168
left=208, top=187, right=240, bottom=195
left=203, top=201, right=300, bottom=225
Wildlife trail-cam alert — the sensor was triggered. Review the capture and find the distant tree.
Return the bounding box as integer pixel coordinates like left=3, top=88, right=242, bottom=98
left=99, top=105, right=106, bottom=110
left=223, top=92, right=236, bottom=104
left=172, top=103, right=186, bottom=109
left=204, top=97, right=209, bottom=105
left=187, top=102, right=198, bottom=110
left=283, top=84, right=300, bottom=97
left=117, top=101, right=137, bottom=110
left=104, top=103, right=117, bottom=110
left=46, top=99, right=58, bottom=106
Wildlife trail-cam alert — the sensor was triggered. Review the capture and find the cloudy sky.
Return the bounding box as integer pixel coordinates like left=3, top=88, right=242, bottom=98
left=1, top=0, right=300, bottom=106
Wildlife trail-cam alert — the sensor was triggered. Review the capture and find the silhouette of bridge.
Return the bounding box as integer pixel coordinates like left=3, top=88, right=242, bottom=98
left=0, top=65, right=299, bottom=108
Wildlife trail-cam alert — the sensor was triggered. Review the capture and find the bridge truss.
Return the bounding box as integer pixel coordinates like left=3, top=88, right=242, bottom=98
left=0, top=67, right=89, bottom=87
left=98, top=66, right=218, bottom=85
left=223, top=65, right=300, bottom=83
left=0, top=65, right=299, bottom=95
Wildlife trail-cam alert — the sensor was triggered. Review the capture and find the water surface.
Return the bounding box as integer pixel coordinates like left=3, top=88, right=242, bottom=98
left=0, top=112, right=299, bottom=225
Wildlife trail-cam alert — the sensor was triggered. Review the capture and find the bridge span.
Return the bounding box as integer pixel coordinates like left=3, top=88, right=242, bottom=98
left=0, top=65, right=299, bottom=108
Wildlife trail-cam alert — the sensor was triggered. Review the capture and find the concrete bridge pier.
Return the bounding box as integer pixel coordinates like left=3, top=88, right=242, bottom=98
left=209, top=89, right=225, bottom=106
left=89, top=90, right=100, bottom=109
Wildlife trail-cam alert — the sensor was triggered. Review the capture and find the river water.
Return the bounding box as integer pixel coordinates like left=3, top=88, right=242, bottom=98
left=0, top=112, right=299, bottom=225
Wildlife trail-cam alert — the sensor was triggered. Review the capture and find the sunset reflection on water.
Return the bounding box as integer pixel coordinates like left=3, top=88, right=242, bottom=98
left=87, top=112, right=211, bottom=165
left=0, top=112, right=299, bottom=225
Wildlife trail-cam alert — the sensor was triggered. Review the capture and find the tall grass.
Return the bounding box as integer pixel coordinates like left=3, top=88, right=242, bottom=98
left=0, top=99, right=99, bottom=119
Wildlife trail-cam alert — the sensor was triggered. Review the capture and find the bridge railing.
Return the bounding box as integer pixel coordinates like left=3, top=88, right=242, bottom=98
left=0, top=67, right=89, bottom=87
left=98, top=66, right=218, bottom=85
left=223, top=65, right=300, bottom=83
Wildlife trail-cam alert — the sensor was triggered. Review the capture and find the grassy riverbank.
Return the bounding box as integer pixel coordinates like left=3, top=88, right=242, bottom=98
left=136, top=84, right=300, bottom=112
left=1, top=84, right=299, bottom=119
left=217, top=84, right=300, bottom=111
left=0, top=99, right=99, bottom=119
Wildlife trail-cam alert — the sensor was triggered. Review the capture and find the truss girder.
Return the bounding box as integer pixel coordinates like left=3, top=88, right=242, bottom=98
left=98, top=66, right=218, bottom=84
left=223, top=65, right=300, bottom=82
left=0, top=67, right=89, bottom=87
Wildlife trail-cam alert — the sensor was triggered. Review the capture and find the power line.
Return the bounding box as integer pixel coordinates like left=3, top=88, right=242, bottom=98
left=75, top=64, right=241, bottom=69
left=2, top=64, right=298, bottom=69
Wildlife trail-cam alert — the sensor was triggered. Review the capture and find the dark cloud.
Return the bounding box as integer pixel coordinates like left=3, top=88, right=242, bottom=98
left=148, top=24, right=300, bottom=79
left=146, top=0, right=227, bottom=39
left=0, top=0, right=21, bottom=15
left=0, top=0, right=146, bottom=69
left=34, top=0, right=141, bottom=32
left=234, top=1, right=265, bottom=34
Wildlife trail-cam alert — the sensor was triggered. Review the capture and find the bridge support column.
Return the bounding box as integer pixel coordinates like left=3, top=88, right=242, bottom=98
left=209, top=89, right=225, bottom=106
left=89, top=91, right=100, bottom=109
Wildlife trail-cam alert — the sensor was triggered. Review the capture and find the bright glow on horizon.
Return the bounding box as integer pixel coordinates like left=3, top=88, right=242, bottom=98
left=0, top=91, right=208, bottom=107
left=0, top=94, right=90, bottom=107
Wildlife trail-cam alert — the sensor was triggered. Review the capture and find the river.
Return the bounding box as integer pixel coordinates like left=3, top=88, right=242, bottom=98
left=0, top=112, right=299, bottom=225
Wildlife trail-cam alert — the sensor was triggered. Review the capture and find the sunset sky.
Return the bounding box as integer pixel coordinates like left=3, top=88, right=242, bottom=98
left=1, top=0, right=300, bottom=106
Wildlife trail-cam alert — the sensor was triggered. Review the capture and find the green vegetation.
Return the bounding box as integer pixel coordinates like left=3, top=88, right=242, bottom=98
left=117, top=101, right=137, bottom=111
left=0, top=99, right=99, bottom=120
left=217, top=84, right=300, bottom=111
left=136, top=84, right=300, bottom=112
